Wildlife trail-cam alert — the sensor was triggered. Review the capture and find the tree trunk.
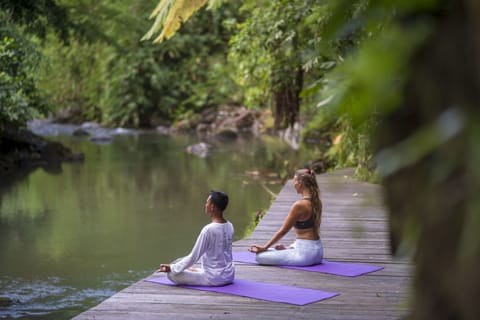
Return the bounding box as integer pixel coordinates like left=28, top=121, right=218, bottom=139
left=376, top=1, right=480, bottom=319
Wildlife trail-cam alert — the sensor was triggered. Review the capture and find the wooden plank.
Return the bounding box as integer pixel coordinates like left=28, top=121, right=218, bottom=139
left=72, top=168, right=413, bottom=320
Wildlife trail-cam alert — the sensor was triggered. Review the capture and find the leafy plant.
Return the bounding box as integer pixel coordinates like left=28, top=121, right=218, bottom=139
left=33, top=0, right=241, bottom=128
left=0, top=14, right=45, bottom=131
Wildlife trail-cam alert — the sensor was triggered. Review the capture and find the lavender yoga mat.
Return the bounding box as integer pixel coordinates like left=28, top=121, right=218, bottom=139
left=145, top=276, right=338, bottom=306
left=233, top=251, right=383, bottom=277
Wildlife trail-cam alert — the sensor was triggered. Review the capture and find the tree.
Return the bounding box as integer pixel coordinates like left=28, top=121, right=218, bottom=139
left=0, top=12, right=44, bottom=131
left=374, top=1, right=480, bottom=318
left=146, top=0, right=338, bottom=129
left=31, top=0, right=240, bottom=128
left=312, top=0, right=480, bottom=318
left=143, top=0, right=226, bottom=43
left=0, top=0, right=79, bottom=131
left=0, top=0, right=71, bottom=42
left=228, top=0, right=313, bottom=129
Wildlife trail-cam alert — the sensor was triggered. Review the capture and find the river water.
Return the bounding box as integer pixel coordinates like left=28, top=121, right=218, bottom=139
left=0, top=123, right=310, bottom=319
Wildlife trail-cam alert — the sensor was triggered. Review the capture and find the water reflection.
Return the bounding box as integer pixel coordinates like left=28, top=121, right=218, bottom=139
left=0, top=131, right=309, bottom=319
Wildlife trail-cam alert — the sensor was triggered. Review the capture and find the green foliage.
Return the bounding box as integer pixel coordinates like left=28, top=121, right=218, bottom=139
left=320, top=20, right=429, bottom=125
left=0, top=0, right=71, bottom=42
left=106, top=8, right=240, bottom=127
left=0, top=13, right=45, bottom=131
left=316, top=2, right=480, bottom=317
left=300, top=0, right=430, bottom=179
left=34, top=0, right=241, bottom=127
left=227, top=1, right=273, bottom=109
left=141, top=0, right=382, bottom=170
left=1, top=0, right=242, bottom=129
left=0, top=0, right=91, bottom=131
left=227, top=0, right=374, bottom=172
left=143, top=0, right=227, bottom=43
left=229, top=0, right=331, bottom=109
left=37, top=37, right=113, bottom=123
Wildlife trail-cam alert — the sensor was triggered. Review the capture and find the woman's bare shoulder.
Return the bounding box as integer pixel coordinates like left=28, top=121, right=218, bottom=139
left=290, top=200, right=310, bottom=214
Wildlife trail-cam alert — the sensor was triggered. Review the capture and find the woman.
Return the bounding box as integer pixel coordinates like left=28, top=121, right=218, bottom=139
left=249, top=169, right=323, bottom=266
left=156, top=190, right=235, bottom=286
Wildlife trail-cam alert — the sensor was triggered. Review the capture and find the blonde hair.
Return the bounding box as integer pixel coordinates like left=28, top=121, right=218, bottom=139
left=295, top=169, right=322, bottom=235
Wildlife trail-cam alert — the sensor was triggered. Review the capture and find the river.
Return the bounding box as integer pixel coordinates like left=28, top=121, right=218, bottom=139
left=0, top=123, right=311, bottom=319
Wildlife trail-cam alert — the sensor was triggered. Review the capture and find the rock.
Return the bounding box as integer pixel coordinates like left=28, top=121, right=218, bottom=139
left=72, top=128, right=90, bottom=137
left=88, top=135, right=113, bottom=144
left=81, top=122, right=101, bottom=129
left=201, top=108, right=218, bottom=124
left=0, top=128, right=85, bottom=178
left=232, top=109, right=256, bottom=130
left=113, top=128, right=133, bottom=135
left=156, top=126, right=170, bottom=135
left=186, top=142, right=211, bottom=158
left=0, top=297, right=13, bottom=307
left=195, top=123, right=210, bottom=134
left=213, top=108, right=255, bottom=139
left=215, top=127, right=238, bottom=140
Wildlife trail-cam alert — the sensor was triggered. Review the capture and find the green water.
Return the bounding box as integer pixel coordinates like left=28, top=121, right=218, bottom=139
left=0, top=131, right=307, bottom=319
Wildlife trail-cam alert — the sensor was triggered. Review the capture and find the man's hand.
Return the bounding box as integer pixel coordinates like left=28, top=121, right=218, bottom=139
left=156, top=264, right=171, bottom=272
left=248, top=245, right=267, bottom=253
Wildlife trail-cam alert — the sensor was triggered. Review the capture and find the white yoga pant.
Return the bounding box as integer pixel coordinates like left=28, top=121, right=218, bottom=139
left=167, top=268, right=233, bottom=287
left=255, top=239, right=324, bottom=266
left=167, top=268, right=212, bottom=286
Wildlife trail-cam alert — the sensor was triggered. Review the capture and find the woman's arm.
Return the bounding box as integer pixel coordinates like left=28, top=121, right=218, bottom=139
left=249, top=202, right=302, bottom=253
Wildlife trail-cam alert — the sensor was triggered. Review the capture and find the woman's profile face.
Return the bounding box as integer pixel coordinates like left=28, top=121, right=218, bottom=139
left=293, top=175, right=303, bottom=194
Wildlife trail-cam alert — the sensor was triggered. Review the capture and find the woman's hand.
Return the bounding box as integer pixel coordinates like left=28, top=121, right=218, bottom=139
left=249, top=245, right=267, bottom=253
left=274, top=244, right=287, bottom=250
left=156, top=264, right=171, bottom=273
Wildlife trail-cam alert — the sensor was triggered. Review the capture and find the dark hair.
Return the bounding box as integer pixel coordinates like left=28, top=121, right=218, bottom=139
left=209, top=190, right=229, bottom=212
left=295, top=169, right=322, bottom=234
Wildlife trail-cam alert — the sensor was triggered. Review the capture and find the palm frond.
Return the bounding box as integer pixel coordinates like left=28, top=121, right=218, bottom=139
left=143, top=0, right=225, bottom=43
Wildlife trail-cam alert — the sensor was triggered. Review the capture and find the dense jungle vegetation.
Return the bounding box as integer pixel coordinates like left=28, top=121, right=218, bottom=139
left=1, top=0, right=374, bottom=178
left=1, top=1, right=480, bottom=318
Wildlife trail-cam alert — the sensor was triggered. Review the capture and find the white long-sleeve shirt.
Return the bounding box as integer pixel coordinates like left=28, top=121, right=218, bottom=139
left=170, top=221, right=235, bottom=285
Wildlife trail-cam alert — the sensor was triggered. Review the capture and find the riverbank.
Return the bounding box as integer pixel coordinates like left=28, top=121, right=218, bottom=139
left=0, top=105, right=331, bottom=181
left=0, top=127, right=84, bottom=181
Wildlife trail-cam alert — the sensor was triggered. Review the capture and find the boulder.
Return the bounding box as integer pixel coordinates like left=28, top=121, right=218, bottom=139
left=81, top=122, right=101, bottom=129
left=72, top=128, right=90, bottom=137
left=215, top=127, right=238, bottom=140
left=213, top=109, right=255, bottom=139
left=186, top=142, right=211, bottom=158
left=156, top=126, right=170, bottom=135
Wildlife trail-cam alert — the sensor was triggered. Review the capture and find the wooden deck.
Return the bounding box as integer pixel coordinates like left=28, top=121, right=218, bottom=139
left=73, top=168, right=413, bottom=319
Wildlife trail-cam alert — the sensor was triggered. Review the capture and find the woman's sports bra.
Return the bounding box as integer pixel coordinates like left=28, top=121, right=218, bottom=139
left=295, top=197, right=315, bottom=229
left=294, top=216, right=315, bottom=229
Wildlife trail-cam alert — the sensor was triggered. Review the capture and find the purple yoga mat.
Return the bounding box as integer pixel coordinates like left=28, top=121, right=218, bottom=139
left=233, top=251, right=383, bottom=277
left=145, top=276, right=338, bottom=306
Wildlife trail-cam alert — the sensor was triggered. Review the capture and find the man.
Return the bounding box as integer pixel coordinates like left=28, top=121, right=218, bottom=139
left=157, top=190, right=235, bottom=286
